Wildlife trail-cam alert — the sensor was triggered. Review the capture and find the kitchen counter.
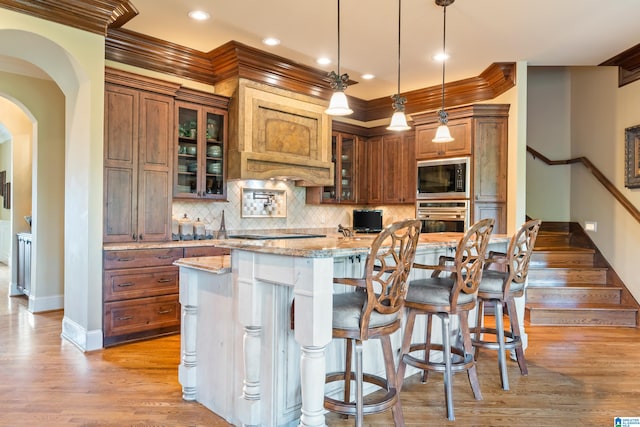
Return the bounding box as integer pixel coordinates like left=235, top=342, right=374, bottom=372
left=105, top=231, right=504, bottom=255
left=176, top=231, right=511, bottom=427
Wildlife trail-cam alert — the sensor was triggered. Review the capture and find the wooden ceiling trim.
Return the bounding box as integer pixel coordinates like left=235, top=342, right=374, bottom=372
left=600, top=42, right=640, bottom=87
left=363, top=62, right=516, bottom=122
left=106, top=28, right=215, bottom=85
left=0, top=0, right=134, bottom=35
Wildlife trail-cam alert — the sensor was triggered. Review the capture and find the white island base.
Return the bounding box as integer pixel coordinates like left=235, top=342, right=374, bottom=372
left=176, top=236, right=516, bottom=427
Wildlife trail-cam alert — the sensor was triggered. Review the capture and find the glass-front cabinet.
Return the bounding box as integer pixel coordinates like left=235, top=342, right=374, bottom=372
left=175, top=102, right=226, bottom=199
left=322, top=132, right=357, bottom=203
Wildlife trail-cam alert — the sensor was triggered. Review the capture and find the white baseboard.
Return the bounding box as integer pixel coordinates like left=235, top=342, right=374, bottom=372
left=61, top=316, right=103, bottom=352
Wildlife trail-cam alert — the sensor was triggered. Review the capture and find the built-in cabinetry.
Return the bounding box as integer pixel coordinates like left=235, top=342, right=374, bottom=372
left=16, top=233, right=32, bottom=296
left=307, top=131, right=361, bottom=204
left=103, top=245, right=229, bottom=347
left=174, top=89, right=229, bottom=199
left=413, top=104, right=509, bottom=233
left=307, top=123, right=416, bottom=205
left=104, top=69, right=179, bottom=243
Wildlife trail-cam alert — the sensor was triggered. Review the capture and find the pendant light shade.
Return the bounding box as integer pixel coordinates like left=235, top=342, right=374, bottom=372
left=387, top=0, right=410, bottom=131
left=433, top=0, right=455, bottom=143
left=325, top=0, right=353, bottom=116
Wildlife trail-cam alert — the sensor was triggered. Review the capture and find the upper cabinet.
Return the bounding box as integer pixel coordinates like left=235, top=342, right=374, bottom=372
left=380, top=132, right=416, bottom=204
left=415, top=117, right=472, bottom=160
left=104, top=69, right=179, bottom=243
left=174, top=95, right=228, bottom=200
left=307, top=131, right=361, bottom=204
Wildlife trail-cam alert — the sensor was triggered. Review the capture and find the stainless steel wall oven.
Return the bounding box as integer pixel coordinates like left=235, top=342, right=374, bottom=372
left=416, top=200, right=468, bottom=233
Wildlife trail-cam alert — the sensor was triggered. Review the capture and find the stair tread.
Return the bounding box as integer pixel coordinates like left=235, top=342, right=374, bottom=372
left=527, top=283, right=622, bottom=289
left=527, top=302, right=638, bottom=311
left=533, top=246, right=595, bottom=253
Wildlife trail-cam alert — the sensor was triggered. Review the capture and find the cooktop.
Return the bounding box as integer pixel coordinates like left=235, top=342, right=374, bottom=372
left=227, top=233, right=326, bottom=240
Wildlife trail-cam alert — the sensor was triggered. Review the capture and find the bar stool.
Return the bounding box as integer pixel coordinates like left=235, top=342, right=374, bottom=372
left=324, top=219, right=421, bottom=427
left=397, top=218, right=494, bottom=421
left=471, top=219, right=541, bottom=390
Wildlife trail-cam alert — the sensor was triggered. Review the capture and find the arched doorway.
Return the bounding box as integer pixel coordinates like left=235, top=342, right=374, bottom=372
left=0, top=21, right=106, bottom=351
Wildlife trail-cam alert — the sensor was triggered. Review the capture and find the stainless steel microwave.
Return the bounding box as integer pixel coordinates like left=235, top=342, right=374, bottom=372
left=417, top=157, right=470, bottom=199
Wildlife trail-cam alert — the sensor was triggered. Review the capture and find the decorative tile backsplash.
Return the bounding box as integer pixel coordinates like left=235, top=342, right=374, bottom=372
left=172, top=180, right=415, bottom=234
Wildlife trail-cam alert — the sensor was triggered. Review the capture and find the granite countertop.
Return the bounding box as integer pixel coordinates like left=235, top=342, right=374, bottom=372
left=105, top=231, right=509, bottom=258
left=174, top=255, right=231, bottom=274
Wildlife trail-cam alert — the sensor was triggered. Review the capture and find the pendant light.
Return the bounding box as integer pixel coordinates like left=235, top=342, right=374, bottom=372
left=432, top=0, right=455, bottom=143
left=387, top=0, right=411, bottom=131
left=325, top=0, right=353, bottom=116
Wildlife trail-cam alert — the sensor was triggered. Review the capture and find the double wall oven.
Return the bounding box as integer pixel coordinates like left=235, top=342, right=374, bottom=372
left=416, top=156, right=470, bottom=233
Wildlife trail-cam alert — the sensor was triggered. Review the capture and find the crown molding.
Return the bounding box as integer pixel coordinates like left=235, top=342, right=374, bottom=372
left=0, top=0, right=137, bottom=35
left=600, top=42, right=640, bottom=87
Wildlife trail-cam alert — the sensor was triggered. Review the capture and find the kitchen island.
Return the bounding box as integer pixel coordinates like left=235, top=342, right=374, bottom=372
left=175, top=232, right=511, bottom=427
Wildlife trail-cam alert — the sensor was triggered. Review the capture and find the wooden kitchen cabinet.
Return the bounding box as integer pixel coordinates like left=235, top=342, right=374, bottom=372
left=103, top=247, right=183, bottom=346
left=103, top=245, right=229, bottom=346
left=415, top=117, right=472, bottom=160
left=306, top=130, right=363, bottom=204
left=413, top=104, right=510, bottom=233
left=104, top=69, right=177, bottom=243
left=174, top=90, right=229, bottom=200
left=381, top=132, right=416, bottom=204
left=362, top=131, right=416, bottom=205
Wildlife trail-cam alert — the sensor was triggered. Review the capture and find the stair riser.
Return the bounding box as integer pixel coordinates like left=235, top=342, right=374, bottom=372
left=526, top=308, right=637, bottom=327
left=530, top=252, right=594, bottom=268
left=535, top=235, right=571, bottom=247
left=527, top=288, right=622, bottom=305
left=528, top=269, right=607, bottom=285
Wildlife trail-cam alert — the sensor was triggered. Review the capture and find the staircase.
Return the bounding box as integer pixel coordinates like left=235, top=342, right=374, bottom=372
left=525, top=222, right=639, bottom=327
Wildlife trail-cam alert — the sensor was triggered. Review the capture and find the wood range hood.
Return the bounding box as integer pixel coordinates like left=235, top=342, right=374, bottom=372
left=218, top=78, right=334, bottom=186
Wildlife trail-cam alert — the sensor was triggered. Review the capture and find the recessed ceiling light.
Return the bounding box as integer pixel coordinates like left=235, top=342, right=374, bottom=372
left=433, top=52, right=450, bottom=62
left=317, top=57, right=331, bottom=66
left=188, top=10, right=210, bottom=21
left=263, top=37, right=281, bottom=46
left=361, top=73, right=375, bottom=80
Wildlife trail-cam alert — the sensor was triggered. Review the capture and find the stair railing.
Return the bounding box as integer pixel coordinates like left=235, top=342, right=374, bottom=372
left=526, top=146, right=640, bottom=224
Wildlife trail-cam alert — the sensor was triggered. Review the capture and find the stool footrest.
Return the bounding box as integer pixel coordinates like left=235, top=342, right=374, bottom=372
left=472, top=327, right=522, bottom=351
left=324, top=371, right=398, bottom=416
left=402, top=343, right=475, bottom=374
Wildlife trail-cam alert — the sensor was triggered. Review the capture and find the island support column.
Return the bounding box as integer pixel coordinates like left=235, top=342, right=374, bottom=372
left=233, top=250, right=334, bottom=427
left=293, top=257, right=333, bottom=427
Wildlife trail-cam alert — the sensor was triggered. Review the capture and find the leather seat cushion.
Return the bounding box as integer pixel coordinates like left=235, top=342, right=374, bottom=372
left=332, top=291, right=399, bottom=330
left=479, top=270, right=525, bottom=296
left=406, top=277, right=475, bottom=306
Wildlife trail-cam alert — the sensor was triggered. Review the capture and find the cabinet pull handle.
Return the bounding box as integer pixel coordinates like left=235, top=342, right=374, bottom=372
left=157, top=278, right=173, bottom=283
left=156, top=255, right=174, bottom=259
left=117, top=257, right=134, bottom=262
left=158, top=309, right=173, bottom=314
left=132, top=234, right=137, bottom=240
left=116, top=315, right=134, bottom=321
left=117, top=282, right=135, bottom=287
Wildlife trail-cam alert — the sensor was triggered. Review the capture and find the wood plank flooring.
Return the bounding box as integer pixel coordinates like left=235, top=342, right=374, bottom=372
left=1, top=264, right=639, bottom=426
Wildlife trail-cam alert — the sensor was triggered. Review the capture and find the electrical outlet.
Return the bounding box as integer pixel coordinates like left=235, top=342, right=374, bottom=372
left=584, top=221, right=597, bottom=232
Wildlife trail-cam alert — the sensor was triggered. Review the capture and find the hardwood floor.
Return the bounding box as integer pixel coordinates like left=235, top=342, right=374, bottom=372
left=1, top=263, right=639, bottom=426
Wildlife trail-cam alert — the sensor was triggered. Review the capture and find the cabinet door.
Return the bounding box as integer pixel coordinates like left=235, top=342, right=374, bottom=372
left=203, top=109, right=226, bottom=198
left=175, top=104, right=200, bottom=198
left=473, top=201, right=506, bottom=234
left=104, top=85, right=139, bottom=243
left=473, top=117, right=507, bottom=203
left=415, top=117, right=472, bottom=159
left=365, top=136, right=384, bottom=204
left=138, top=92, right=173, bottom=242
left=381, top=133, right=415, bottom=204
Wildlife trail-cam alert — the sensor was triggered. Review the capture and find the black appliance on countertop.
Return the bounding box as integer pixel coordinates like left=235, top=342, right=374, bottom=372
left=352, top=209, right=383, bottom=233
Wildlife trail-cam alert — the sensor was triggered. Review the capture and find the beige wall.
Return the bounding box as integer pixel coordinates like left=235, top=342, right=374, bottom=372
left=527, top=64, right=640, bottom=303
left=569, top=66, right=640, bottom=303
left=1, top=8, right=106, bottom=350
left=526, top=67, right=572, bottom=221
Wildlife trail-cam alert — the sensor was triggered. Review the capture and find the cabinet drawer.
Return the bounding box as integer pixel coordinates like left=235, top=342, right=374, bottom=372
left=104, top=295, right=180, bottom=337
left=103, top=266, right=178, bottom=302
left=183, top=246, right=230, bottom=258
left=104, top=247, right=183, bottom=270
